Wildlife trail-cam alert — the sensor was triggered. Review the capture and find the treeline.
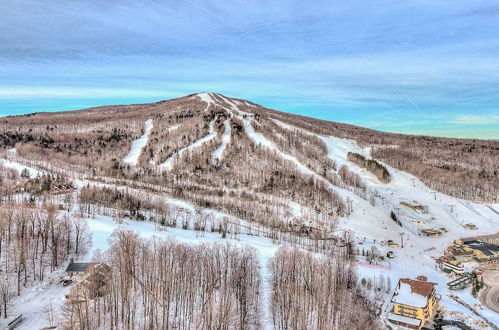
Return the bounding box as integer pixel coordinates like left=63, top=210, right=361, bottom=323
left=24, top=173, right=74, bottom=195
left=62, top=230, right=262, bottom=329
left=0, top=203, right=91, bottom=318
left=77, top=185, right=349, bottom=254
left=338, top=165, right=365, bottom=188
left=347, top=152, right=390, bottom=183
left=0, top=132, right=35, bottom=149
left=78, top=185, right=157, bottom=221
left=0, top=165, right=74, bottom=203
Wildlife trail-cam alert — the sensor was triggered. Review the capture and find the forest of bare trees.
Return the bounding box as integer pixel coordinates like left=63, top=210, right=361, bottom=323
left=0, top=203, right=91, bottom=318
left=62, top=230, right=262, bottom=330
left=59, top=230, right=379, bottom=330
left=269, top=247, right=381, bottom=330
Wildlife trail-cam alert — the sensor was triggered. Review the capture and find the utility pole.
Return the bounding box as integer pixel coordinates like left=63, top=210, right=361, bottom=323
left=399, top=232, right=405, bottom=248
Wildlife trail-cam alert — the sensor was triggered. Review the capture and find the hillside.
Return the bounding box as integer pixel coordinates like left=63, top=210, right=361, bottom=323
left=1, top=93, right=497, bottom=208
left=0, top=93, right=498, bottom=329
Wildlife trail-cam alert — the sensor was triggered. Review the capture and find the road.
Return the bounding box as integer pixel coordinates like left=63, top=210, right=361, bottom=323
left=449, top=294, right=498, bottom=330
left=480, top=269, right=499, bottom=313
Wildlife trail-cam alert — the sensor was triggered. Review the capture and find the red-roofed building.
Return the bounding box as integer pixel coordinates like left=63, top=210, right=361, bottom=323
left=388, top=276, right=438, bottom=329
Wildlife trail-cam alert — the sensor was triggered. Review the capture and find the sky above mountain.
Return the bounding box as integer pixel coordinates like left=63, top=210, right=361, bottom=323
left=1, top=0, right=498, bottom=139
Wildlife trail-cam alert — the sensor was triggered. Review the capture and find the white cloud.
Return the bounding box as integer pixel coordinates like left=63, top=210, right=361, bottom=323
left=449, top=114, right=499, bottom=125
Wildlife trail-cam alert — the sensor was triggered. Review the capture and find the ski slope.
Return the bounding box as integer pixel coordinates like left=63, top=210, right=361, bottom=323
left=197, top=92, right=214, bottom=112
left=2, top=97, right=498, bottom=328
left=123, top=118, right=153, bottom=165
left=213, top=117, right=232, bottom=159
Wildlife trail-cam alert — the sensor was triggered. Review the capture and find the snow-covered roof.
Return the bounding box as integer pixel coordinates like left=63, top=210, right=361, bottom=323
left=387, top=312, right=421, bottom=326
left=391, top=278, right=435, bottom=308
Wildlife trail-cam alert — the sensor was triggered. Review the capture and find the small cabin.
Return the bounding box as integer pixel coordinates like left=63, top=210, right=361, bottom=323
left=66, top=262, right=101, bottom=277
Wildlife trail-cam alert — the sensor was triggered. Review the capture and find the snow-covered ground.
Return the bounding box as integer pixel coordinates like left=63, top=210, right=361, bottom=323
left=213, top=117, right=232, bottom=159
left=197, top=92, right=214, bottom=112
left=1, top=276, right=71, bottom=330
left=123, top=118, right=153, bottom=165
left=0, top=155, right=44, bottom=178
left=319, top=134, right=499, bottom=328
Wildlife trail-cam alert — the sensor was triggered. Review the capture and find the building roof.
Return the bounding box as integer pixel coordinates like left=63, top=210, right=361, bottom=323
left=392, top=278, right=435, bottom=308
left=388, top=312, right=421, bottom=327
left=66, top=262, right=95, bottom=272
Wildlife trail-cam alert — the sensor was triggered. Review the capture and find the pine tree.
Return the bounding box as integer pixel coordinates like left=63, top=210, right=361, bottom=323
left=20, top=168, right=30, bottom=179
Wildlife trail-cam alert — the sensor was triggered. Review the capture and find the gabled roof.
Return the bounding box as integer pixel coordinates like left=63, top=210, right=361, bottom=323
left=66, top=262, right=94, bottom=272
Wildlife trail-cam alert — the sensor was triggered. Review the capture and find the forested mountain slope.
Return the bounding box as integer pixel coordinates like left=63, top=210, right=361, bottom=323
left=1, top=92, right=496, bottom=207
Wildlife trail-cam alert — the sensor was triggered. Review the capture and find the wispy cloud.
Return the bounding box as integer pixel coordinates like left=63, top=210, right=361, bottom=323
left=0, top=0, right=498, bottom=138
left=449, top=114, right=499, bottom=125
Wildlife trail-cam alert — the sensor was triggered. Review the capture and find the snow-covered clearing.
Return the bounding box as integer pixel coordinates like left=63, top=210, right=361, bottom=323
left=123, top=118, right=153, bottom=165
left=159, top=117, right=218, bottom=170
left=0, top=156, right=44, bottom=178
left=2, top=277, right=71, bottom=330
left=213, top=117, right=231, bottom=159
left=197, top=92, right=214, bottom=112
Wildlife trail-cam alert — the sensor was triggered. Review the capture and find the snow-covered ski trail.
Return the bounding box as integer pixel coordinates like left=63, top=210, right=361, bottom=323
left=123, top=118, right=153, bottom=166
left=197, top=93, right=214, bottom=112
left=213, top=116, right=232, bottom=159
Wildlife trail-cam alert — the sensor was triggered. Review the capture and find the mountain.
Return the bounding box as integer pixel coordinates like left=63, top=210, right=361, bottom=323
left=0, top=93, right=497, bottom=206
left=0, top=93, right=498, bottom=329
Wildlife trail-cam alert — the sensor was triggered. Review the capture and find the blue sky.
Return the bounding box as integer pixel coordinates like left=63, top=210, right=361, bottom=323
left=1, top=0, right=498, bottom=139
